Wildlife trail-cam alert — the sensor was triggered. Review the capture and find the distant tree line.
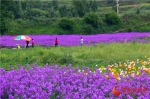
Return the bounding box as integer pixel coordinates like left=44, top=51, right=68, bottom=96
left=1, top=0, right=149, bottom=35
left=1, top=0, right=98, bottom=35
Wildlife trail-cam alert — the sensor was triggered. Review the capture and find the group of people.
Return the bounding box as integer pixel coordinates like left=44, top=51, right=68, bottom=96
left=24, top=37, right=83, bottom=48
left=26, top=39, right=34, bottom=48
left=54, top=37, right=84, bottom=47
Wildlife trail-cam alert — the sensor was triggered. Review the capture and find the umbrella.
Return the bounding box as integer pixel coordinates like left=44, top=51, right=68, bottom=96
left=13, top=35, right=31, bottom=41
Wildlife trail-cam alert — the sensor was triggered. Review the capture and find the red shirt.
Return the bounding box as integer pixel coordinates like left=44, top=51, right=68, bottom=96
left=55, top=39, right=58, bottom=43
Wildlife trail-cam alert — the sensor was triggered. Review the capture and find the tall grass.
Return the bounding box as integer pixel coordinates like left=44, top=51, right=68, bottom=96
left=1, top=43, right=150, bottom=70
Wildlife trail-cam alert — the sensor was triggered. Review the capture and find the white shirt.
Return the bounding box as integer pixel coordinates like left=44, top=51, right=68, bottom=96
left=80, top=38, right=83, bottom=44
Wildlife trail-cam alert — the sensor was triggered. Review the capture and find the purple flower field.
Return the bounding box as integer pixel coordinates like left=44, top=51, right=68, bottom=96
left=0, top=32, right=150, bottom=47
left=0, top=64, right=150, bottom=99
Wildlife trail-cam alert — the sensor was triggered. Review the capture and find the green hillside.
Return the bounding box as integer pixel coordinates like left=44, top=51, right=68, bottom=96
left=1, top=0, right=150, bottom=35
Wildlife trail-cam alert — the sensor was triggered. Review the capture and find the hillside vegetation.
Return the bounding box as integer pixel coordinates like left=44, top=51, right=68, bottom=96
left=1, top=0, right=150, bottom=35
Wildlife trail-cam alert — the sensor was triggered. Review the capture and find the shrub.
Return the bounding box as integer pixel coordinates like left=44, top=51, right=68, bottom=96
left=136, top=9, right=140, bottom=14
left=83, top=24, right=95, bottom=34
left=83, top=13, right=99, bottom=28
left=105, top=11, right=122, bottom=25
left=127, top=26, right=133, bottom=32
left=59, top=18, right=75, bottom=30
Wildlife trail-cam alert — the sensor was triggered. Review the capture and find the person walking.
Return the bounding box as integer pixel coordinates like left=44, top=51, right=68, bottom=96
left=26, top=40, right=29, bottom=48
left=80, top=37, right=84, bottom=46
left=55, top=38, right=58, bottom=47
left=32, top=39, right=34, bottom=48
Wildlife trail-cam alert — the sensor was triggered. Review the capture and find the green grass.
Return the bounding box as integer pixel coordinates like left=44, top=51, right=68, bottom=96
left=1, top=43, right=150, bottom=70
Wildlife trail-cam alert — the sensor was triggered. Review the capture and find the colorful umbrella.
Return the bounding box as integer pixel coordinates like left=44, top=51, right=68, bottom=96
left=13, top=35, right=31, bottom=41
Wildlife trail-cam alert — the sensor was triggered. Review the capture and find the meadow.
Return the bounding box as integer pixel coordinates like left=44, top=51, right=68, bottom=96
left=1, top=32, right=150, bottom=98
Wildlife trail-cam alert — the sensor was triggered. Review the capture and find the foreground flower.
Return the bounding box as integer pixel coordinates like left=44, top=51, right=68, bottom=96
left=0, top=64, right=150, bottom=98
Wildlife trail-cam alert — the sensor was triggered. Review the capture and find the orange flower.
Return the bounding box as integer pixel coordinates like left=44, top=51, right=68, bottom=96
left=120, top=64, right=124, bottom=68
left=127, top=68, right=131, bottom=71
left=113, top=73, right=119, bottom=79
left=144, top=69, right=149, bottom=73
left=108, top=66, right=112, bottom=70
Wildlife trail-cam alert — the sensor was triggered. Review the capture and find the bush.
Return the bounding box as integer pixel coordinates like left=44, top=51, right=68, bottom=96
left=59, top=18, right=75, bottom=31
left=127, top=26, right=133, bottom=32
left=136, top=9, right=140, bottom=14
left=83, top=13, right=99, bottom=28
left=105, top=11, right=122, bottom=25
left=83, top=24, right=95, bottom=34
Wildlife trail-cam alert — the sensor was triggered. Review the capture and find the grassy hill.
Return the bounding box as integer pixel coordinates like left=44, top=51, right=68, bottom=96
left=3, top=0, right=150, bottom=35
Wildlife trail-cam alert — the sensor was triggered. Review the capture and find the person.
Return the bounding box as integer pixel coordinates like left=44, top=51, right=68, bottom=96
left=32, top=39, right=34, bottom=48
left=12, top=44, right=20, bottom=50
left=26, top=40, right=29, bottom=48
left=55, top=38, right=58, bottom=47
left=80, top=37, right=84, bottom=46
left=17, top=45, right=21, bottom=49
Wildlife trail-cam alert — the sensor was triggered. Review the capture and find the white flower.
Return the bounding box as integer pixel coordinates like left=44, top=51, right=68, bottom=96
left=131, top=73, right=135, bottom=77
left=112, top=72, right=114, bottom=75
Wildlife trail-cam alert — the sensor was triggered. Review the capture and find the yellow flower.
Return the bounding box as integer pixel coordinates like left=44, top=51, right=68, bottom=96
left=111, top=68, right=116, bottom=73
left=105, top=75, right=109, bottom=78
left=127, top=71, right=131, bottom=74
left=140, top=60, right=144, bottom=64
left=100, top=66, right=105, bottom=70
left=131, top=67, right=136, bottom=71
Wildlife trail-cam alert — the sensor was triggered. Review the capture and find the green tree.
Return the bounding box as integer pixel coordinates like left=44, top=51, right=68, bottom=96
left=30, top=8, right=49, bottom=18
left=91, top=0, right=98, bottom=12
left=105, top=11, right=122, bottom=25
left=72, top=0, right=87, bottom=17
left=59, top=5, right=67, bottom=17
left=7, top=1, right=22, bottom=19
left=84, top=13, right=99, bottom=28
left=1, top=0, right=14, bottom=35
left=59, top=18, right=75, bottom=31
left=52, top=0, right=58, bottom=10
left=70, top=7, right=78, bottom=17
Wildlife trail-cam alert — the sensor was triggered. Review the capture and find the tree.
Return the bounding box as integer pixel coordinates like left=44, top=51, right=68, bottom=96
left=84, top=13, right=99, bottom=28
left=59, top=5, right=67, bottom=17
left=72, top=0, right=87, bottom=17
left=1, top=0, right=14, bottom=36
left=91, top=0, right=98, bottom=12
left=59, top=18, right=75, bottom=31
left=52, top=0, right=58, bottom=10
left=105, top=11, right=122, bottom=25
left=6, top=1, right=22, bottom=19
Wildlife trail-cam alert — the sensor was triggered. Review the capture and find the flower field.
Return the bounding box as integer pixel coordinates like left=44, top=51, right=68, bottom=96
left=1, top=32, right=150, bottom=98
left=0, top=32, right=150, bottom=47
left=1, top=57, right=150, bottom=99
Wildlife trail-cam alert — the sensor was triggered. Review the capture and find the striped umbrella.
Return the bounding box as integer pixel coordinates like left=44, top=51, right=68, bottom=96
left=13, top=35, right=31, bottom=41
